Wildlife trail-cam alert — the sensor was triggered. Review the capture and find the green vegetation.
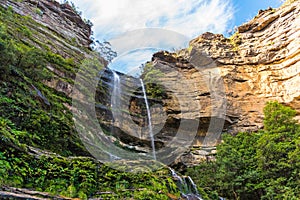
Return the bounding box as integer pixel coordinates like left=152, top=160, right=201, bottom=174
left=2, top=1, right=299, bottom=199
left=141, top=63, right=166, bottom=99
left=228, top=32, right=241, bottom=51
left=187, top=44, right=194, bottom=54
left=187, top=101, right=300, bottom=199
left=0, top=7, right=88, bottom=156
left=0, top=123, right=180, bottom=199
left=0, top=118, right=180, bottom=199
left=0, top=5, right=183, bottom=199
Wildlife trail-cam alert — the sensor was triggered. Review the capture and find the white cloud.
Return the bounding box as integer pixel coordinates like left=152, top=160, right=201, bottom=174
left=109, top=48, right=158, bottom=76
left=71, top=0, right=234, bottom=41
left=109, top=28, right=189, bottom=55
left=69, top=0, right=233, bottom=73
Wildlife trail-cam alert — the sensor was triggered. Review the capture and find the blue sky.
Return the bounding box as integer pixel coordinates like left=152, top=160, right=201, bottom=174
left=107, top=28, right=189, bottom=76
left=69, top=0, right=283, bottom=74
left=232, top=0, right=282, bottom=32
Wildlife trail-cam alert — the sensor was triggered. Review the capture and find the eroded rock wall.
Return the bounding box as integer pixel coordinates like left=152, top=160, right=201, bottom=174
left=156, top=1, right=300, bottom=141
left=95, top=1, right=300, bottom=157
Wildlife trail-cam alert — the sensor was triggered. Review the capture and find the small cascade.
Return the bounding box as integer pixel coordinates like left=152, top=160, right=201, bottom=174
left=169, top=168, right=203, bottom=200
left=170, top=167, right=184, bottom=183
left=140, top=79, right=156, bottom=160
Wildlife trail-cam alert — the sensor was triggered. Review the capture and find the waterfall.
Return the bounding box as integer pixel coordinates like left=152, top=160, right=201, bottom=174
left=110, top=70, right=121, bottom=161
left=111, top=70, right=121, bottom=124
left=169, top=168, right=203, bottom=200
left=140, top=79, right=156, bottom=160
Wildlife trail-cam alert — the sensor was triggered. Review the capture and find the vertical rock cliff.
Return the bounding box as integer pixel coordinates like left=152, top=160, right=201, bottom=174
left=92, top=1, right=300, bottom=164
left=149, top=0, right=300, bottom=143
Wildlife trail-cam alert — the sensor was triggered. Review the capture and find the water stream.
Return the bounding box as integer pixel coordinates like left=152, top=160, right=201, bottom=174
left=169, top=168, right=203, bottom=200
left=110, top=70, right=121, bottom=161
left=140, top=79, right=156, bottom=160
left=111, top=70, right=121, bottom=124
left=109, top=70, right=202, bottom=199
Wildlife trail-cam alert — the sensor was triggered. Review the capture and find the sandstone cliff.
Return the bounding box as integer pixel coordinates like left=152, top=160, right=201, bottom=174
left=123, top=0, right=297, bottom=166
left=91, top=1, right=300, bottom=165
left=153, top=0, right=300, bottom=140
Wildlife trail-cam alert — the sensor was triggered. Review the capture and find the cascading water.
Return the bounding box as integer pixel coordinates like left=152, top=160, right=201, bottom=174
left=110, top=70, right=121, bottom=161
left=111, top=70, right=121, bottom=124
left=140, top=79, right=156, bottom=160
left=108, top=70, right=202, bottom=199
left=169, top=168, right=203, bottom=200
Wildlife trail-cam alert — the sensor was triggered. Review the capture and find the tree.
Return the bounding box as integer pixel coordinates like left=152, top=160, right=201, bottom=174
left=263, top=101, right=297, bottom=133
left=93, top=41, right=117, bottom=63
left=215, top=132, right=262, bottom=199
left=186, top=101, right=300, bottom=200
left=186, top=132, right=262, bottom=200
left=256, top=101, right=300, bottom=199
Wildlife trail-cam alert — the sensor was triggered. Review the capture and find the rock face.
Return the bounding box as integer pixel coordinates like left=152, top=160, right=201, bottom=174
left=94, top=1, right=300, bottom=166
left=155, top=1, right=300, bottom=139
left=0, top=0, right=104, bottom=99
left=4, top=0, right=92, bottom=48
left=2, top=0, right=299, bottom=167
left=95, top=69, right=166, bottom=153
left=143, top=1, right=300, bottom=166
